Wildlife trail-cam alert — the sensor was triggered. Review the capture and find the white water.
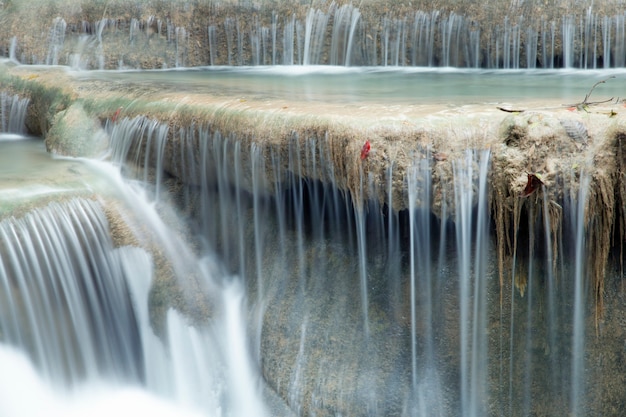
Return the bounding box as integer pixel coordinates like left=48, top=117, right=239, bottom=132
left=0, top=346, right=202, bottom=417
left=0, top=97, right=271, bottom=417
left=0, top=160, right=270, bottom=417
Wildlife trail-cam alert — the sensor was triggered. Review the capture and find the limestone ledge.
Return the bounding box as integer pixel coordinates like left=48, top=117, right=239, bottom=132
left=5, top=63, right=625, bottom=217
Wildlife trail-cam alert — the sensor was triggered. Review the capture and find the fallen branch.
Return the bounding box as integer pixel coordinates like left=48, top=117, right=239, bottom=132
left=583, top=76, right=615, bottom=104
left=566, top=76, right=616, bottom=111
left=497, top=106, right=525, bottom=113
left=497, top=77, right=618, bottom=114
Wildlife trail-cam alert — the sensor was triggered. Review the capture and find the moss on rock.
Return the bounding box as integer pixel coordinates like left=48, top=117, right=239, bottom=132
left=45, top=102, right=109, bottom=157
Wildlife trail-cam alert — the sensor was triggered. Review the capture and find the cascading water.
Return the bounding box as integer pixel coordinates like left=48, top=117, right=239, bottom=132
left=569, top=172, right=590, bottom=417
left=453, top=150, right=491, bottom=417
left=0, top=199, right=146, bottom=383
left=0, top=195, right=269, bottom=417
left=68, top=75, right=618, bottom=414
left=0, top=93, right=29, bottom=134
left=7, top=1, right=626, bottom=69
left=0, top=90, right=277, bottom=417
left=2, top=2, right=625, bottom=414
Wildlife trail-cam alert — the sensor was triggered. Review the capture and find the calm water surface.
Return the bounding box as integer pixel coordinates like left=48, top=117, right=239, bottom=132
left=0, top=134, right=104, bottom=210
left=75, top=66, right=626, bottom=105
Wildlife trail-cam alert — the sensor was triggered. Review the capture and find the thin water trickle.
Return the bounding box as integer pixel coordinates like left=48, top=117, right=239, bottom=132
left=408, top=162, right=419, bottom=392
left=541, top=187, right=559, bottom=407
left=453, top=149, right=491, bottom=417
left=407, top=154, right=434, bottom=394
left=571, top=173, right=590, bottom=416
left=355, top=172, right=370, bottom=338
left=522, top=202, right=536, bottom=417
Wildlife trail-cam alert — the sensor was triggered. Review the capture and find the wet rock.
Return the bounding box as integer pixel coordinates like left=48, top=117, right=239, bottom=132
left=45, top=102, right=109, bottom=157
left=501, top=114, right=528, bottom=147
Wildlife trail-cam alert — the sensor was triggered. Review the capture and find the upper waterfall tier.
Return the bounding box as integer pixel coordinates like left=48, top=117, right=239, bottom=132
left=2, top=0, right=626, bottom=69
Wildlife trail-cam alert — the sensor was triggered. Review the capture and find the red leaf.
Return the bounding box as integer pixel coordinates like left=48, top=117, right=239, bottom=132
left=360, top=140, right=371, bottom=160
left=112, top=107, right=123, bottom=123
left=521, top=173, right=544, bottom=197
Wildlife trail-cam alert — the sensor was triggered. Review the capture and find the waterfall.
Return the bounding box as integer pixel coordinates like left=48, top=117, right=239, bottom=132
left=406, top=152, right=435, bottom=407
left=562, top=16, right=576, bottom=68
left=106, top=116, right=169, bottom=199
left=614, top=14, right=626, bottom=67
left=0, top=199, right=145, bottom=383
left=525, top=26, right=538, bottom=69
left=302, top=8, right=330, bottom=65
left=453, top=150, right=491, bottom=416
left=412, top=11, right=438, bottom=66
left=46, top=17, right=67, bottom=66
left=271, top=12, right=278, bottom=65
left=9, top=36, right=18, bottom=63
left=0, top=112, right=276, bottom=417
left=0, top=93, right=29, bottom=134
left=329, top=4, right=361, bottom=66
left=91, top=102, right=619, bottom=415
left=0, top=194, right=268, bottom=416
left=4, top=0, right=626, bottom=407
left=11, top=3, right=626, bottom=68
left=175, top=27, right=188, bottom=68
left=603, top=16, right=612, bottom=68
left=207, top=25, right=217, bottom=66
left=583, top=7, right=599, bottom=69
left=570, top=173, right=590, bottom=416
left=283, top=14, right=296, bottom=65
left=249, top=18, right=261, bottom=66
left=495, top=16, right=523, bottom=69
left=224, top=17, right=235, bottom=66
left=440, top=13, right=459, bottom=67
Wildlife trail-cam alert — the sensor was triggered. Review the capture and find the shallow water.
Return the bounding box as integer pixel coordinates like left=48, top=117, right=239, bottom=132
left=0, top=135, right=79, bottom=207
left=0, top=134, right=113, bottom=212
left=74, top=66, right=626, bottom=105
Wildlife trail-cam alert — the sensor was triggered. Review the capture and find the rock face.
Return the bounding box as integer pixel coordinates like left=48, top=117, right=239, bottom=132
left=3, top=60, right=626, bottom=415
left=2, top=0, right=626, bottom=69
